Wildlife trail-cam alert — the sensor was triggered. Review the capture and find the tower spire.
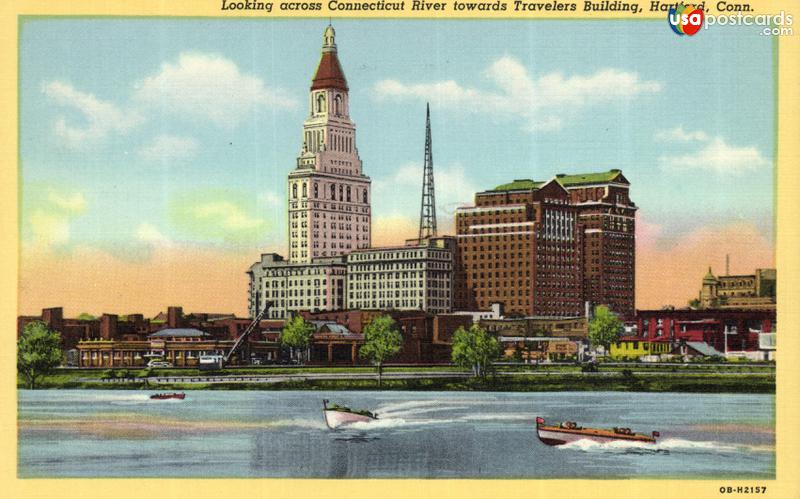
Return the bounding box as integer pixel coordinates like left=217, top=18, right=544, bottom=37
left=419, top=103, right=437, bottom=240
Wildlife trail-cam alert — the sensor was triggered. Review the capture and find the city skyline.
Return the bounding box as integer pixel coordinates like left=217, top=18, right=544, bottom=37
left=19, top=19, right=775, bottom=316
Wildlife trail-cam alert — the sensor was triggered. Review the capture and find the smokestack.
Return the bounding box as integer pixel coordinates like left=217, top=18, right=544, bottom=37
left=167, top=306, right=183, bottom=328
left=100, top=314, right=118, bottom=340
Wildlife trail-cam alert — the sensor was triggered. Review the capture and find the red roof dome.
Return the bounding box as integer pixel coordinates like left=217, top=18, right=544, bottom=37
left=311, top=51, right=348, bottom=92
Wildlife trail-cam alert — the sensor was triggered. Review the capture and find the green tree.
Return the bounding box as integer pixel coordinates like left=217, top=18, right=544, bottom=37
left=451, top=324, right=502, bottom=379
left=76, top=312, right=96, bottom=321
left=281, top=316, right=315, bottom=364
left=17, top=321, right=62, bottom=389
left=359, top=315, right=403, bottom=386
left=588, top=305, right=623, bottom=358
left=687, top=298, right=701, bottom=309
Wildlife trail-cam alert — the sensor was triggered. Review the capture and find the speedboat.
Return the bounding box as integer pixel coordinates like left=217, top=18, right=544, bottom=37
left=323, top=399, right=378, bottom=429
left=535, top=417, right=659, bottom=446
left=150, top=392, right=186, bottom=400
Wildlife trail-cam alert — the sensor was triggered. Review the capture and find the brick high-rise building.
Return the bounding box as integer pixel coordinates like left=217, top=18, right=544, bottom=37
left=288, top=25, right=371, bottom=262
left=557, top=170, right=636, bottom=318
left=454, top=169, right=637, bottom=319
left=454, top=179, right=583, bottom=317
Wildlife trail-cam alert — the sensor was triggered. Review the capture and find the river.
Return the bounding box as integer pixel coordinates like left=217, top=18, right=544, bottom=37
left=18, top=390, right=774, bottom=478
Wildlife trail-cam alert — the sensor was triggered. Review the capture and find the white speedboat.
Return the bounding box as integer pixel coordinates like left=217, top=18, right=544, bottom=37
left=323, top=399, right=378, bottom=429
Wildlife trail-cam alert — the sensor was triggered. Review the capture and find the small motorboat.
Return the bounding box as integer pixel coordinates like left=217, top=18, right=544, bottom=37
left=150, top=392, right=186, bottom=400
left=323, top=399, right=378, bottom=429
left=535, top=417, right=659, bottom=446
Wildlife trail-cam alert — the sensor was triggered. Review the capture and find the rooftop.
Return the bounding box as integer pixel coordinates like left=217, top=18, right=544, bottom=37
left=311, top=26, right=348, bottom=91
left=149, top=328, right=209, bottom=338
left=490, top=170, right=624, bottom=192
left=555, top=169, right=623, bottom=186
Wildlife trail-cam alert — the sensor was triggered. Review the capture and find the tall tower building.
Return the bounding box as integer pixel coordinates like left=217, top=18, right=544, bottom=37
left=288, top=25, right=371, bottom=263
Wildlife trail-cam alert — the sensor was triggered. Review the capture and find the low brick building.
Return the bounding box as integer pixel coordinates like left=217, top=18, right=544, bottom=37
left=630, top=308, right=776, bottom=355
left=20, top=306, right=281, bottom=367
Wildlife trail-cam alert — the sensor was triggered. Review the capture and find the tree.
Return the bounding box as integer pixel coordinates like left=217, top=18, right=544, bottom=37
left=17, top=321, right=62, bottom=389
left=451, top=324, right=502, bottom=379
left=359, top=315, right=402, bottom=386
left=281, top=316, right=315, bottom=364
left=76, top=312, right=96, bottom=321
left=588, top=305, right=623, bottom=358
left=687, top=298, right=701, bottom=309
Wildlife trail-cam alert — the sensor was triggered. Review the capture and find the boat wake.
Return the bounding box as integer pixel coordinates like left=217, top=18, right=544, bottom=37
left=342, top=416, right=443, bottom=431
left=557, top=438, right=770, bottom=455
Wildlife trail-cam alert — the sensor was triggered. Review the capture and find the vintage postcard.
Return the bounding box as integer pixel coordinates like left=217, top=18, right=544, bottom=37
left=2, top=0, right=799, bottom=497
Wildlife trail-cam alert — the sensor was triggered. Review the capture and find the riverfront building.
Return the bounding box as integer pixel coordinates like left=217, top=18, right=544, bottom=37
left=453, top=169, right=636, bottom=319
left=16, top=306, right=282, bottom=367
left=247, top=253, right=347, bottom=319
left=559, top=170, right=637, bottom=318
left=288, top=25, right=371, bottom=263
left=628, top=308, right=776, bottom=360
left=453, top=178, right=583, bottom=317
left=346, top=237, right=455, bottom=314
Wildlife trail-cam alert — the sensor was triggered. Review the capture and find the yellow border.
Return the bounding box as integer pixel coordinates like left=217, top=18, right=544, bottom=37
left=2, top=1, right=798, bottom=497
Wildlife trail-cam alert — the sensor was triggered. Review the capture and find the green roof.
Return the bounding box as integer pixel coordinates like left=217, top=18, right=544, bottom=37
left=491, top=170, right=623, bottom=192
left=491, top=179, right=545, bottom=192
left=555, top=170, right=623, bottom=186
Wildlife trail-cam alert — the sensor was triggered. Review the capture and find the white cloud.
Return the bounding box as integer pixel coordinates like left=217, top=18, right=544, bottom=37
left=258, top=191, right=283, bottom=208
left=27, top=210, right=72, bottom=248
left=43, top=81, right=143, bottom=147
left=137, top=134, right=199, bottom=162
left=134, top=52, right=296, bottom=128
left=46, top=190, right=87, bottom=214
left=135, top=223, right=172, bottom=246
left=374, top=56, right=661, bottom=132
left=24, top=186, right=87, bottom=250
left=659, top=136, right=769, bottom=174
left=655, top=126, right=709, bottom=142
left=191, top=201, right=265, bottom=231
left=374, top=162, right=477, bottom=219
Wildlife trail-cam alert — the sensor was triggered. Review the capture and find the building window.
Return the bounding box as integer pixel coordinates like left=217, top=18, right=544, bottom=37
left=302, top=183, right=307, bottom=197
left=316, top=93, right=325, bottom=114
left=331, top=184, right=336, bottom=200
left=292, top=184, right=297, bottom=199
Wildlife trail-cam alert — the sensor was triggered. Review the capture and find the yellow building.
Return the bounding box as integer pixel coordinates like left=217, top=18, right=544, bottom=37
left=609, top=340, right=671, bottom=359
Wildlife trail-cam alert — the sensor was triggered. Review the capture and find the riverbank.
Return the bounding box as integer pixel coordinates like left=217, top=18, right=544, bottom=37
left=20, top=366, right=775, bottom=393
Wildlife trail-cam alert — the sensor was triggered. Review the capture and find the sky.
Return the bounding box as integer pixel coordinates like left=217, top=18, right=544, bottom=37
left=18, top=18, right=776, bottom=317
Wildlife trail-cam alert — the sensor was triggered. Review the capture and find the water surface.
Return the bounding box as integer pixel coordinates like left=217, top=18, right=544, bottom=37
left=18, top=390, right=774, bottom=478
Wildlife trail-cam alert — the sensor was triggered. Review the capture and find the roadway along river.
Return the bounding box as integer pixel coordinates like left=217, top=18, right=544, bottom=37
left=18, top=390, right=774, bottom=478
left=82, top=369, right=775, bottom=385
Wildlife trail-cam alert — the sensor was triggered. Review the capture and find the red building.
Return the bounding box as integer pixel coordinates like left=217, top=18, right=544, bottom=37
left=18, top=306, right=282, bottom=367
left=301, top=309, right=469, bottom=364
left=631, top=308, right=775, bottom=354
left=558, top=170, right=637, bottom=319
left=454, top=178, right=583, bottom=317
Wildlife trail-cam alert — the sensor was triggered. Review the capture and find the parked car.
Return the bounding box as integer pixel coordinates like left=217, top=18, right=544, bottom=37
left=147, top=360, right=173, bottom=368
